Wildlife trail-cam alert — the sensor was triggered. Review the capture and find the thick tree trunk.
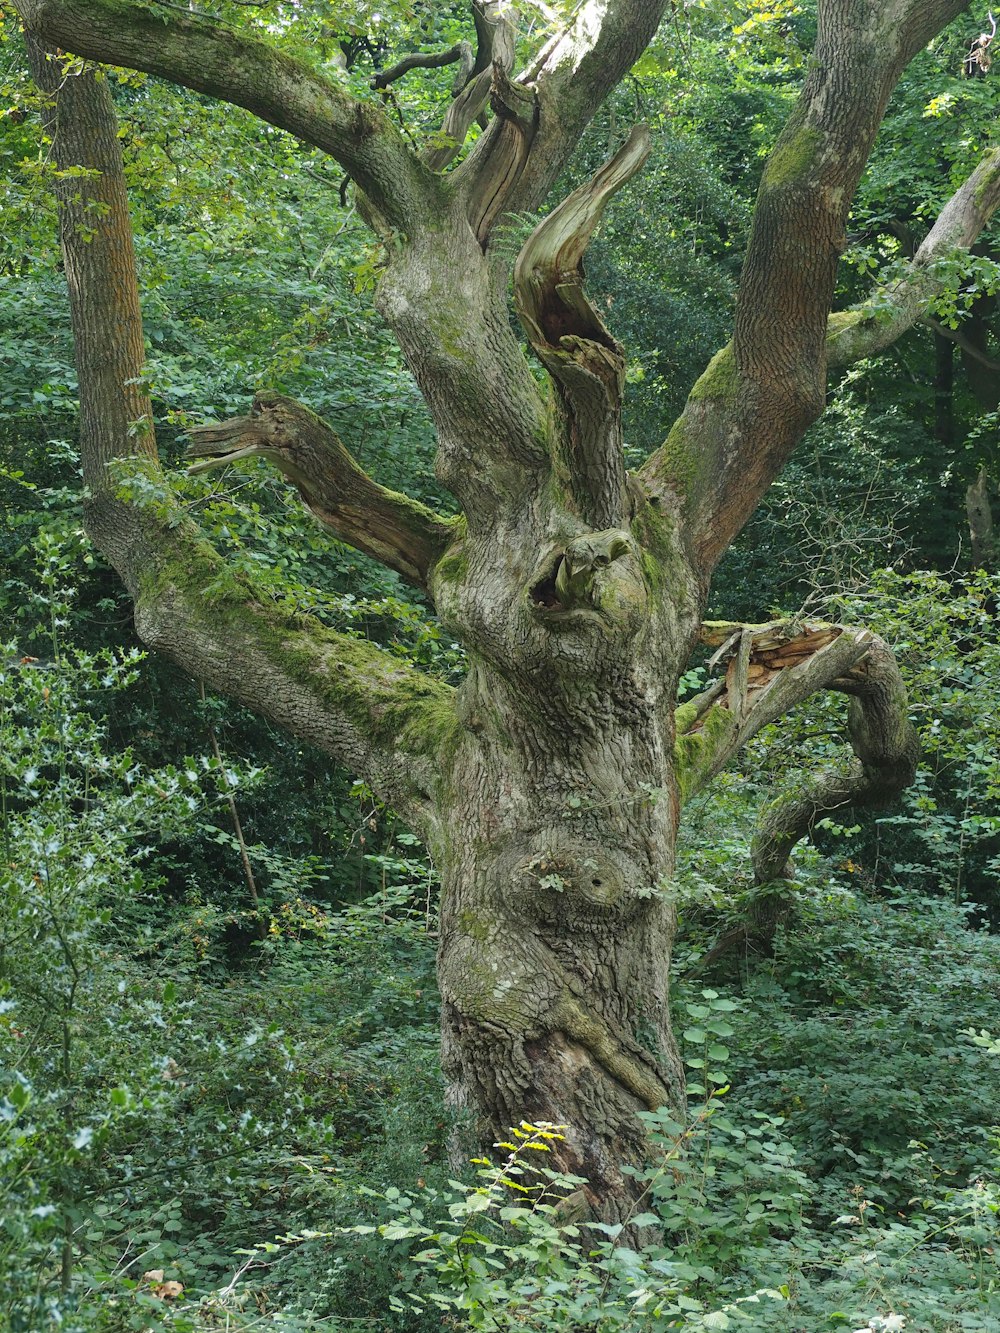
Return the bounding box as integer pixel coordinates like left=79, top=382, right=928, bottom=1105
left=431, top=586, right=690, bottom=1211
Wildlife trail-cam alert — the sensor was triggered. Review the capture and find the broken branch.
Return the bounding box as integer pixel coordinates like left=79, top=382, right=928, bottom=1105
left=513, top=125, right=650, bottom=527
left=674, top=620, right=896, bottom=804
left=187, top=394, right=456, bottom=592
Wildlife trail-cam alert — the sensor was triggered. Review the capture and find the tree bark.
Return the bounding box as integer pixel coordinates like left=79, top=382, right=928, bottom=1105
left=967, top=467, right=996, bottom=568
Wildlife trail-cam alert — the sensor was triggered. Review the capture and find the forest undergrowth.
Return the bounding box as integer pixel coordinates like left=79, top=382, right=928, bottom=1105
left=1, top=533, right=998, bottom=1332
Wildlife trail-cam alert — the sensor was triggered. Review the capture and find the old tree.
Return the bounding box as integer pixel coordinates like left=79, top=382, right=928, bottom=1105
left=13, top=0, right=1000, bottom=1218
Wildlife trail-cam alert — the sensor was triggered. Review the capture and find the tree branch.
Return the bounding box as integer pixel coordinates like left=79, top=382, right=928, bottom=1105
left=676, top=617, right=917, bottom=963
left=24, top=34, right=458, bottom=834
left=513, top=126, right=650, bottom=527
left=130, top=515, right=457, bottom=831
left=423, top=3, right=516, bottom=173
left=12, top=0, right=439, bottom=232
left=641, top=0, right=984, bottom=574
left=371, top=43, right=471, bottom=91
left=750, top=638, right=918, bottom=883
left=688, top=636, right=920, bottom=964
left=458, top=0, right=668, bottom=242
left=186, top=394, right=456, bottom=593
left=674, top=619, right=912, bottom=805
left=825, top=146, right=1000, bottom=369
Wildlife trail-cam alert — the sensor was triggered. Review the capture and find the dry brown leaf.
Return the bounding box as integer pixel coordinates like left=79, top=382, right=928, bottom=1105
left=154, top=1281, right=184, bottom=1300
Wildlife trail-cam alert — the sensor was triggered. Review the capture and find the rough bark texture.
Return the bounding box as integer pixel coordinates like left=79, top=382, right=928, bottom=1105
left=16, top=0, right=1000, bottom=1219
left=186, top=394, right=456, bottom=592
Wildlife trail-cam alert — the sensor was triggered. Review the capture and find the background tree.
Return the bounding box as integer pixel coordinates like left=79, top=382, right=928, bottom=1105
left=10, top=0, right=1000, bottom=1219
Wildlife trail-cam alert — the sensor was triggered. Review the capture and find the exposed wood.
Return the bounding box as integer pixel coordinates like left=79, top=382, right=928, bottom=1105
left=465, top=64, right=538, bottom=243
left=457, top=0, right=669, bottom=240
left=514, top=127, right=650, bottom=527
left=675, top=621, right=896, bottom=806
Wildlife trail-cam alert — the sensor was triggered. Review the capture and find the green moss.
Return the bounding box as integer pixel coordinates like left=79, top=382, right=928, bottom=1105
left=433, top=543, right=469, bottom=585
left=136, top=517, right=461, bottom=770
left=974, top=159, right=1000, bottom=207
left=673, top=700, right=698, bottom=735
left=762, top=125, right=823, bottom=189
left=687, top=343, right=738, bottom=403
left=639, top=549, right=664, bottom=592
left=826, top=309, right=860, bottom=337
left=457, top=910, right=490, bottom=943
left=673, top=704, right=737, bottom=804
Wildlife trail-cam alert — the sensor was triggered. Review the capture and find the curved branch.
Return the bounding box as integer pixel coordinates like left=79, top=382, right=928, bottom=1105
left=674, top=620, right=905, bottom=804
left=13, top=0, right=439, bottom=232
left=640, top=0, right=974, bottom=575
left=513, top=126, right=650, bottom=527
left=186, top=395, right=456, bottom=592
left=750, top=639, right=918, bottom=883
left=693, top=638, right=918, bottom=965
left=371, top=43, right=471, bottom=90
left=677, top=621, right=917, bottom=962
left=25, top=32, right=458, bottom=834
left=826, top=146, right=1000, bottom=369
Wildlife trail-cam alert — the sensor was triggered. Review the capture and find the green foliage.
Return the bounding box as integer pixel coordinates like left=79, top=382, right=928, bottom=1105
left=3, top=4, right=1000, bottom=1329
left=838, top=570, right=1000, bottom=918
left=342, top=1117, right=790, bottom=1331
left=0, top=541, right=220, bottom=1328
left=343, top=983, right=1000, bottom=1330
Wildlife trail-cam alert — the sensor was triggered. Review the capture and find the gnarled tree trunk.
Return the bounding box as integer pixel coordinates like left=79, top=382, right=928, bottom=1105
left=16, top=0, right=1000, bottom=1218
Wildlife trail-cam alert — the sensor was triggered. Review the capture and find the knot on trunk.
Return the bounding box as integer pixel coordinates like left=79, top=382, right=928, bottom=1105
left=529, top=529, right=639, bottom=617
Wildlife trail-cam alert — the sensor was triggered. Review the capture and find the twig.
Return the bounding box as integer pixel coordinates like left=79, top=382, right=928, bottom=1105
left=922, top=315, right=1000, bottom=370
left=199, top=681, right=266, bottom=939
left=371, top=43, right=470, bottom=89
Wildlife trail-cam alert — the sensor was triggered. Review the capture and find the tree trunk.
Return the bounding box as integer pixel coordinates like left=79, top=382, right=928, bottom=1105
left=430, top=553, right=691, bottom=1213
